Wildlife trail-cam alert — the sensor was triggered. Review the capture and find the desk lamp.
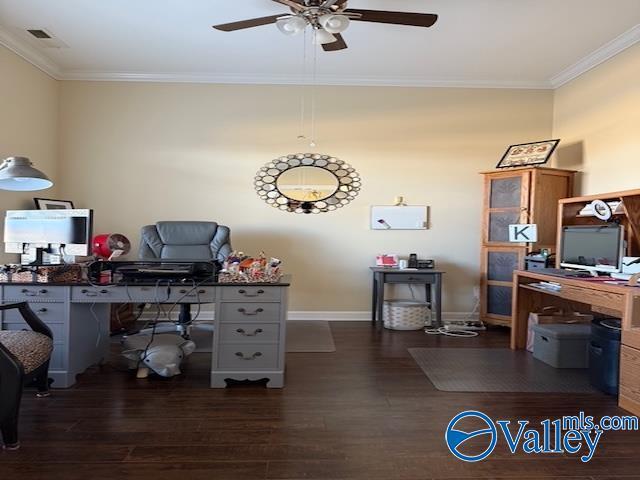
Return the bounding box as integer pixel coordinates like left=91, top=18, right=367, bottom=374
left=0, top=156, right=53, bottom=191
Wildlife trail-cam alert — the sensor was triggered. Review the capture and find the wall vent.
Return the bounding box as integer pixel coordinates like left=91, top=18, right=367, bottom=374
left=27, top=29, right=52, bottom=39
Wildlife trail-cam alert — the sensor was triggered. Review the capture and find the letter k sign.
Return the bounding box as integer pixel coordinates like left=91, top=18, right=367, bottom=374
left=509, top=224, right=538, bottom=243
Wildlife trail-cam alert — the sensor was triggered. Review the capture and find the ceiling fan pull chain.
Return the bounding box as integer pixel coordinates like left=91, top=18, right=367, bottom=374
left=310, top=37, right=317, bottom=148
left=298, top=28, right=308, bottom=140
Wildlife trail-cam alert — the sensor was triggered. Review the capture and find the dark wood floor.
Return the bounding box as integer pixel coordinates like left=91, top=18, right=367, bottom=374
left=1, top=323, right=638, bottom=479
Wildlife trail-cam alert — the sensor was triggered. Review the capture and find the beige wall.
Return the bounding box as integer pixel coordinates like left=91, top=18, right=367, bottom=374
left=0, top=46, right=59, bottom=263
left=552, top=43, right=640, bottom=195
left=58, top=82, right=553, bottom=312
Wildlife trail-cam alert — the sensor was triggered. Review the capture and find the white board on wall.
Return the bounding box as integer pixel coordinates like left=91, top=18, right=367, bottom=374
left=370, top=206, right=428, bottom=230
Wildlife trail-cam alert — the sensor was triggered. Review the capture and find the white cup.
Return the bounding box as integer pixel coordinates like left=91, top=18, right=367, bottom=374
left=398, top=259, right=408, bottom=269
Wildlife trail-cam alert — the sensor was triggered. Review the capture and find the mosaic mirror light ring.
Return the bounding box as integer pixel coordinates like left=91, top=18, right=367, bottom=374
left=255, top=153, right=361, bottom=214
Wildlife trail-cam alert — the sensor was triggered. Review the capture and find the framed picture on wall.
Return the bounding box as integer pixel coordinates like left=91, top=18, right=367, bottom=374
left=34, top=198, right=75, bottom=210
left=496, top=139, right=560, bottom=169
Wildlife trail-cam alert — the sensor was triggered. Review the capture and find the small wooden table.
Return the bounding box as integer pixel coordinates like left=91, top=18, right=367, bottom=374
left=369, top=267, right=444, bottom=327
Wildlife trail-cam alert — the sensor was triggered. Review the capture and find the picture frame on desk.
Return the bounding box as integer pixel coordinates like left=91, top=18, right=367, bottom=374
left=496, top=139, right=560, bottom=169
left=34, top=198, right=75, bottom=210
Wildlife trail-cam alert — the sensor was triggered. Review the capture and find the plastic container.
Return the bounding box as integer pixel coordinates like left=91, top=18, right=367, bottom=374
left=532, top=323, right=591, bottom=368
left=383, top=300, right=431, bottom=330
left=589, top=318, right=622, bottom=395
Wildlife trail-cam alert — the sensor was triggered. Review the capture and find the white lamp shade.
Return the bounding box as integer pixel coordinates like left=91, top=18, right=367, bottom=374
left=276, top=16, right=307, bottom=36
left=313, top=29, right=337, bottom=45
left=319, top=14, right=350, bottom=34
left=0, top=156, right=53, bottom=191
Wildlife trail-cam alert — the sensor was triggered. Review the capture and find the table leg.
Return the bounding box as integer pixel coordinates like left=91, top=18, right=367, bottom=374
left=432, top=276, right=443, bottom=328
left=371, top=275, right=378, bottom=323
left=376, top=273, right=385, bottom=326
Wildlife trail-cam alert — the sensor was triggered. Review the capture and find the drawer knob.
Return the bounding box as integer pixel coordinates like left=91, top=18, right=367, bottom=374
left=81, top=289, right=98, bottom=297
left=238, top=289, right=265, bottom=298
left=37, top=308, right=48, bottom=313
left=235, top=351, right=262, bottom=360
left=237, top=308, right=264, bottom=316
left=236, top=328, right=263, bottom=337
left=39, top=289, right=48, bottom=294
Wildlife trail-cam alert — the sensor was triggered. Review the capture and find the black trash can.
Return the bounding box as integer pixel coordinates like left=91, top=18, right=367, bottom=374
left=589, top=318, right=622, bottom=395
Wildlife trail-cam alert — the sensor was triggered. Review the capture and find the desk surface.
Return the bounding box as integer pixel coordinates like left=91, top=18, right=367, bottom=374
left=369, top=267, right=444, bottom=274
left=514, top=270, right=634, bottom=295
left=0, top=274, right=292, bottom=288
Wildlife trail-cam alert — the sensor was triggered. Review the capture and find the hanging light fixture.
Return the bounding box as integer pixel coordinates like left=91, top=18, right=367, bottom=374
left=312, top=28, right=337, bottom=45
left=318, top=14, right=350, bottom=34
left=0, top=156, right=53, bottom=191
left=276, top=16, right=307, bottom=36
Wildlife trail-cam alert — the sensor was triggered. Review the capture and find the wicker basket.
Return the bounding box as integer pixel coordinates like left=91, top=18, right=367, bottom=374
left=383, top=300, right=431, bottom=331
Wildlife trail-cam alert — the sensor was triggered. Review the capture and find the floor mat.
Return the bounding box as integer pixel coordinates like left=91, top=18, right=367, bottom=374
left=409, top=347, right=598, bottom=393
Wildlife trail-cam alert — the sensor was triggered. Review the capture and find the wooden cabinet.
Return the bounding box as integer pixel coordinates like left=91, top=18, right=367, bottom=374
left=480, top=167, right=575, bottom=326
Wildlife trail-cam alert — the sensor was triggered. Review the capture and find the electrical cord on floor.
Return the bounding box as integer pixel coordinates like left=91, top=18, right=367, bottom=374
left=424, top=326, right=479, bottom=337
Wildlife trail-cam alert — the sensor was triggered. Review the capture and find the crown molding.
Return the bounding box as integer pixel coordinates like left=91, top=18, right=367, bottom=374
left=1, top=21, right=638, bottom=90
left=59, top=70, right=552, bottom=89
left=550, top=24, right=640, bottom=88
left=0, top=25, right=62, bottom=79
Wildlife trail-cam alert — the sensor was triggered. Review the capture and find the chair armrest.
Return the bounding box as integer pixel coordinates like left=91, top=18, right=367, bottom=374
left=0, top=302, right=53, bottom=339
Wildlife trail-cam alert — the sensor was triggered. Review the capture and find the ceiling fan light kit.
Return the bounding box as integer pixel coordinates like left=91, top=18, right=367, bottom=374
left=313, top=28, right=337, bottom=45
left=213, top=0, right=438, bottom=52
left=276, top=16, right=307, bottom=36
left=319, top=14, right=350, bottom=34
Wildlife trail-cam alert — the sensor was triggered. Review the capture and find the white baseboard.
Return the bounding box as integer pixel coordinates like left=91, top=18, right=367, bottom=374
left=139, top=310, right=477, bottom=322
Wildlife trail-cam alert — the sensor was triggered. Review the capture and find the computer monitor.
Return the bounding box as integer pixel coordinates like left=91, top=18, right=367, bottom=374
left=4, top=209, right=93, bottom=264
left=560, top=224, right=625, bottom=273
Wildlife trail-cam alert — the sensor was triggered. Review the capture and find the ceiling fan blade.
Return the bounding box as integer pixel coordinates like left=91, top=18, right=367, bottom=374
left=322, top=33, right=348, bottom=52
left=272, top=0, right=305, bottom=12
left=345, top=9, right=438, bottom=28
left=213, top=15, right=284, bottom=32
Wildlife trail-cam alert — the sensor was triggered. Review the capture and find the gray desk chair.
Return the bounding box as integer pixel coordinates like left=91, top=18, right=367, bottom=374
left=139, top=221, right=231, bottom=333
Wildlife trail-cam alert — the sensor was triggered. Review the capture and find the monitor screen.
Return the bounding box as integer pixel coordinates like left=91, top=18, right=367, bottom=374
left=560, top=225, right=624, bottom=272
left=4, top=209, right=93, bottom=256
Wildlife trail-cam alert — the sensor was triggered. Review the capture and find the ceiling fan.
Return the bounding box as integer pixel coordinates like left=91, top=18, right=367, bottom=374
left=212, top=0, right=438, bottom=52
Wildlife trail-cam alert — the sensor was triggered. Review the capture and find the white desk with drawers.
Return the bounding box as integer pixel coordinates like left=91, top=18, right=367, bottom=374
left=0, top=278, right=290, bottom=389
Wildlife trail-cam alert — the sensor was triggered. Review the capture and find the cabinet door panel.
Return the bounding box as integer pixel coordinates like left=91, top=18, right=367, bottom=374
left=487, top=251, right=521, bottom=282
left=487, top=285, right=513, bottom=317
left=490, top=176, right=522, bottom=208
left=488, top=211, right=521, bottom=243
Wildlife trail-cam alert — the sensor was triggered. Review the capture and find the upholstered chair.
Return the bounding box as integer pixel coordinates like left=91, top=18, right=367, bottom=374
left=0, top=302, right=53, bottom=450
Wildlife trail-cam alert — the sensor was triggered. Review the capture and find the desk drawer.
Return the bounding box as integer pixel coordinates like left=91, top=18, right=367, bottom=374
left=620, top=345, right=640, bottom=411
left=561, top=284, right=624, bottom=312
left=220, top=286, right=282, bottom=302
left=4, top=302, right=66, bottom=325
left=3, top=321, right=66, bottom=340
left=217, top=344, right=279, bottom=370
left=71, top=286, right=129, bottom=303
left=218, top=323, right=280, bottom=344
left=4, top=285, right=68, bottom=302
left=219, top=303, right=281, bottom=323
left=385, top=273, right=436, bottom=284
left=167, top=286, right=216, bottom=304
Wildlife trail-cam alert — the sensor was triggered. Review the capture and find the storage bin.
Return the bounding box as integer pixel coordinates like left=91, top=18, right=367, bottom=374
left=532, top=323, right=591, bottom=368
left=589, top=318, right=621, bottom=395
left=383, top=300, right=431, bottom=330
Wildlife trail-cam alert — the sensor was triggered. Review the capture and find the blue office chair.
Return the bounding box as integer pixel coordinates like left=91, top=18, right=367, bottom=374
left=138, top=221, right=232, bottom=333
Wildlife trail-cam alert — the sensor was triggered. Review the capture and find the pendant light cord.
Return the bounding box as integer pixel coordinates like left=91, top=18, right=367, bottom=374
left=310, top=33, right=318, bottom=148
left=299, top=28, right=307, bottom=139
